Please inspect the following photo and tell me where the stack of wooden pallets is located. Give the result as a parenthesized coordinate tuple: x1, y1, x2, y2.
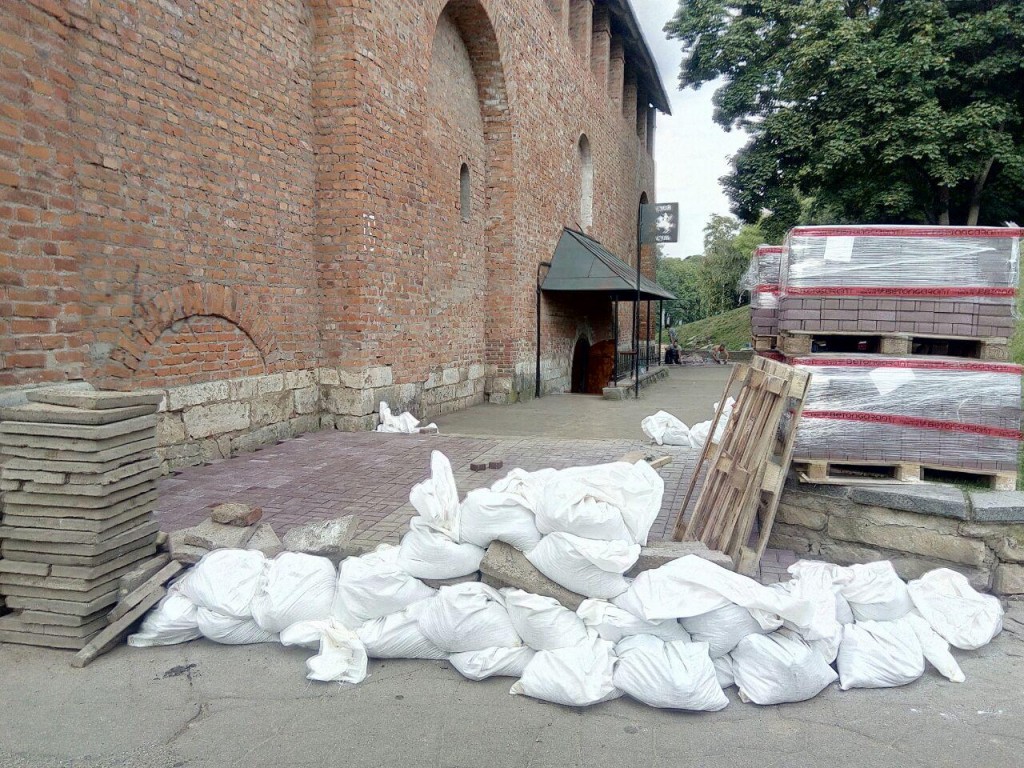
(0, 387, 165, 649)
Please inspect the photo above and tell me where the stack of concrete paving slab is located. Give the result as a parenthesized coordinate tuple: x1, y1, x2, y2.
(0, 387, 165, 649)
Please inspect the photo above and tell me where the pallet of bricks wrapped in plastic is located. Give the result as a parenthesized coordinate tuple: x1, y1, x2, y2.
(776, 225, 1019, 361)
(740, 244, 785, 357)
(790, 355, 1022, 489)
(0, 387, 165, 649)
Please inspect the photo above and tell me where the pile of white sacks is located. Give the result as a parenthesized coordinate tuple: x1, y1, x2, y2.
(641, 399, 735, 449)
(129, 450, 1004, 709)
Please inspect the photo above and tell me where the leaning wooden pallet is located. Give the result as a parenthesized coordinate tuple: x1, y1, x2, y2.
(672, 356, 811, 576)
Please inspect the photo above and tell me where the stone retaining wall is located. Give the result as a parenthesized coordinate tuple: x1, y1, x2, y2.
(769, 478, 1024, 597)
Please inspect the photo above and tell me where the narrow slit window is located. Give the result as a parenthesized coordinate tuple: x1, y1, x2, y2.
(460, 163, 471, 221)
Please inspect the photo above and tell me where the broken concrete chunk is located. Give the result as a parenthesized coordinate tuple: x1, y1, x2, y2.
(168, 530, 207, 566)
(182, 519, 258, 551)
(470, 462, 487, 472)
(210, 502, 263, 527)
(479, 541, 585, 611)
(625, 540, 735, 577)
(281, 516, 358, 562)
(117, 554, 172, 598)
(245, 523, 283, 558)
(487, 460, 503, 470)
(422, 572, 481, 589)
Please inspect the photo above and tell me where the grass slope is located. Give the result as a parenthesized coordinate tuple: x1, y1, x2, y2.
(668, 305, 752, 350)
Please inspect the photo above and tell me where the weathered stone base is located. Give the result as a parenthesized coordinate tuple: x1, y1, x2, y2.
(770, 477, 1024, 597)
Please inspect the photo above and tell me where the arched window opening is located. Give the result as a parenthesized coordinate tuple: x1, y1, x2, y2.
(578, 134, 593, 230)
(460, 163, 471, 221)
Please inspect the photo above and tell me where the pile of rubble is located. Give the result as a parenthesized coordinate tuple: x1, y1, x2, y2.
(121, 450, 1003, 710)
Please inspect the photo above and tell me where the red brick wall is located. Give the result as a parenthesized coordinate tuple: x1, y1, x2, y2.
(3, 0, 658, 407)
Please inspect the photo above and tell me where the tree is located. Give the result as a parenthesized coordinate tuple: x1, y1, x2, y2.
(695, 214, 764, 317)
(656, 254, 703, 327)
(666, 0, 1024, 230)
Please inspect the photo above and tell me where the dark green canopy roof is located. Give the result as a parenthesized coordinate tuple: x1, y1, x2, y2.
(541, 228, 676, 301)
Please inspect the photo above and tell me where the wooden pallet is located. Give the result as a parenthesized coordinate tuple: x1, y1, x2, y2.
(794, 459, 1017, 491)
(673, 356, 812, 576)
(778, 330, 1009, 361)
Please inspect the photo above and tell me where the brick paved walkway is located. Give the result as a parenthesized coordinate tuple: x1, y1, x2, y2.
(156, 429, 796, 582)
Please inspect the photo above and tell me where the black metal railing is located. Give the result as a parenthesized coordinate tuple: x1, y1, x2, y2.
(614, 341, 662, 382)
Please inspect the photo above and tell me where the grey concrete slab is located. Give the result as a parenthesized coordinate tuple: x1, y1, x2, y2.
(26, 387, 165, 410)
(0, 436, 158, 464)
(850, 484, 970, 520)
(0, 413, 158, 439)
(970, 490, 1024, 522)
(1, 401, 158, 425)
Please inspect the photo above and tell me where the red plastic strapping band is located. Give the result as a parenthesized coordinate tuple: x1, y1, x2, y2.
(754, 284, 780, 295)
(789, 226, 1023, 239)
(801, 410, 1023, 441)
(784, 286, 1016, 298)
(790, 358, 1022, 375)
(755, 246, 784, 256)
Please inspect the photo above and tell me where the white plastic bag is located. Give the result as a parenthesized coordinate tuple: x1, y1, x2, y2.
(680, 603, 774, 658)
(534, 461, 663, 545)
(837, 618, 925, 690)
(613, 635, 728, 711)
(615, 555, 813, 629)
(397, 517, 485, 580)
(458, 488, 541, 551)
(576, 598, 691, 643)
(905, 613, 965, 683)
(502, 589, 588, 650)
(839, 561, 913, 622)
(490, 467, 558, 514)
(196, 608, 278, 645)
(907, 568, 1003, 650)
(280, 619, 332, 649)
(331, 544, 435, 628)
(713, 655, 735, 688)
(251, 552, 337, 633)
(526, 532, 638, 599)
(688, 398, 735, 449)
(449, 646, 536, 680)
(416, 582, 521, 653)
(641, 410, 691, 447)
(178, 549, 267, 618)
(408, 451, 461, 540)
(510, 633, 622, 707)
(305, 620, 369, 684)
(731, 629, 838, 704)
(128, 590, 202, 647)
(355, 600, 447, 660)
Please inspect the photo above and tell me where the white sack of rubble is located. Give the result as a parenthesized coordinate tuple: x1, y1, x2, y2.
(178, 549, 267, 619)
(768, 577, 845, 661)
(641, 410, 692, 447)
(502, 588, 588, 650)
(196, 608, 278, 645)
(907, 568, 1003, 650)
(449, 645, 536, 681)
(534, 461, 663, 545)
(713, 655, 736, 688)
(687, 398, 735, 449)
(376, 401, 436, 434)
(839, 561, 914, 622)
(305, 620, 368, 684)
(490, 467, 559, 513)
(409, 450, 461, 540)
(510, 632, 622, 707)
(128, 590, 202, 647)
(526, 532, 638, 599)
(613, 635, 728, 711)
(614, 555, 814, 629)
(397, 517, 485, 580)
(732, 629, 838, 705)
(905, 612, 965, 683)
(458, 488, 542, 551)
(576, 598, 691, 644)
(280, 619, 332, 649)
(331, 544, 435, 628)
(680, 603, 775, 659)
(416, 582, 521, 653)
(837, 617, 925, 690)
(251, 552, 337, 634)
(355, 600, 447, 660)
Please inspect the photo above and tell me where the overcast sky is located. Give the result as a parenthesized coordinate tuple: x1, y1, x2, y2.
(631, 0, 748, 258)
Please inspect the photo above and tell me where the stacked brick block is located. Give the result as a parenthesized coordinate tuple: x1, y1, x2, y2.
(769, 226, 1023, 483)
(777, 226, 1019, 348)
(791, 356, 1022, 479)
(746, 245, 784, 344)
(0, 388, 163, 648)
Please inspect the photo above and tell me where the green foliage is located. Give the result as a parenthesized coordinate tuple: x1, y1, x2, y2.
(669, 305, 752, 350)
(656, 255, 704, 326)
(694, 214, 764, 317)
(666, 0, 1024, 229)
